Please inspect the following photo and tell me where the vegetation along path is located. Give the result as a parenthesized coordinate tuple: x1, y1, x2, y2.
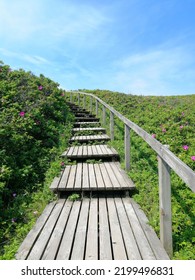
(16, 98, 169, 260)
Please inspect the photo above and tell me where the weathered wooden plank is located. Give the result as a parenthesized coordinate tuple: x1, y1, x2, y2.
(74, 163, 82, 190)
(94, 164, 105, 189)
(158, 155, 172, 257)
(99, 197, 113, 260)
(114, 162, 135, 189)
(107, 197, 127, 259)
(42, 200, 73, 260)
(85, 199, 98, 260)
(83, 145, 88, 157)
(58, 166, 71, 190)
(125, 124, 131, 171)
(67, 146, 74, 156)
(88, 164, 97, 189)
(104, 162, 121, 189)
(71, 199, 90, 260)
(49, 177, 60, 191)
(87, 145, 93, 156)
(110, 111, 114, 141)
(130, 198, 170, 260)
(66, 165, 77, 190)
(114, 197, 141, 260)
(96, 145, 102, 155)
(77, 146, 83, 157)
(82, 163, 90, 189)
(109, 162, 130, 188)
(56, 201, 81, 260)
(122, 197, 156, 259)
(27, 200, 65, 260)
(15, 202, 56, 260)
(99, 163, 113, 189)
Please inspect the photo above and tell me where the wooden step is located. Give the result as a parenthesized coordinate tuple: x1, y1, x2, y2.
(16, 196, 169, 260)
(50, 162, 134, 192)
(70, 134, 110, 143)
(62, 144, 119, 160)
(75, 117, 99, 122)
(72, 127, 106, 133)
(74, 121, 101, 127)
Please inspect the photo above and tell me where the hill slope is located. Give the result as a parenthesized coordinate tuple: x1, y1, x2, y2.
(82, 89, 195, 259)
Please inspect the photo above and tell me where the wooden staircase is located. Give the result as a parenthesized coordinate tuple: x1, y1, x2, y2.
(15, 102, 170, 260)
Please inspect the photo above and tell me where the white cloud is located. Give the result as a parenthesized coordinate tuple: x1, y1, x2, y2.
(112, 46, 195, 95)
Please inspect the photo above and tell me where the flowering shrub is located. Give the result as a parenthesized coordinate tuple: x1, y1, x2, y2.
(0, 61, 73, 255)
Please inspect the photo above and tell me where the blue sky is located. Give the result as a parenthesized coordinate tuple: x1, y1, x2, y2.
(0, 0, 195, 95)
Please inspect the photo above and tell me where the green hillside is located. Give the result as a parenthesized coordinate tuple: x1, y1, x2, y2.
(0, 61, 74, 259)
(81, 89, 195, 259)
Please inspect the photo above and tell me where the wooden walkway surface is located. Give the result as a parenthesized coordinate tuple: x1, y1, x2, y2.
(15, 102, 169, 260)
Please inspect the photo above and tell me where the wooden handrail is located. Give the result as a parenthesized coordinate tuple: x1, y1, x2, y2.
(68, 90, 195, 257)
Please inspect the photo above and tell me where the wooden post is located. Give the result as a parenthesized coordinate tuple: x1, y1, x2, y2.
(78, 93, 80, 106)
(90, 96, 93, 113)
(83, 95, 86, 109)
(102, 106, 106, 126)
(110, 111, 114, 141)
(125, 124, 130, 171)
(158, 149, 173, 257)
(96, 100, 98, 117)
(70, 92, 73, 103)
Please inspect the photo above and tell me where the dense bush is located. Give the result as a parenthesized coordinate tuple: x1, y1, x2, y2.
(0, 61, 73, 256)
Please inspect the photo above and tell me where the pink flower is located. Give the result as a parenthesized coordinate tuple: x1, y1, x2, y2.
(162, 128, 166, 132)
(61, 162, 65, 166)
(19, 111, 25, 117)
(182, 112, 185, 116)
(191, 156, 195, 161)
(180, 125, 184, 129)
(183, 145, 189, 151)
(38, 85, 43, 90)
(151, 134, 156, 138)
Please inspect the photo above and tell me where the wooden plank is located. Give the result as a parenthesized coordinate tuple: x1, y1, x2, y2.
(96, 145, 102, 155)
(99, 163, 113, 189)
(109, 162, 129, 188)
(56, 201, 81, 260)
(94, 164, 105, 189)
(125, 124, 130, 171)
(99, 197, 112, 260)
(104, 162, 121, 189)
(158, 155, 172, 257)
(91, 145, 98, 156)
(85, 199, 98, 260)
(71, 199, 90, 259)
(42, 200, 73, 260)
(122, 197, 156, 259)
(15, 202, 56, 260)
(107, 197, 127, 259)
(110, 111, 114, 141)
(114, 197, 141, 260)
(130, 199, 169, 260)
(87, 145, 93, 156)
(99, 145, 108, 155)
(27, 200, 65, 260)
(77, 146, 83, 157)
(83, 145, 88, 157)
(88, 164, 97, 189)
(66, 165, 77, 190)
(49, 177, 60, 191)
(82, 163, 90, 189)
(114, 162, 135, 189)
(58, 166, 71, 190)
(74, 163, 82, 190)
(67, 146, 74, 156)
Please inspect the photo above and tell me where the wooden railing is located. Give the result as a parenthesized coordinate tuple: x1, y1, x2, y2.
(67, 90, 195, 257)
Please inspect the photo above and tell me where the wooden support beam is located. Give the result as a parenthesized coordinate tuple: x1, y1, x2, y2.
(125, 125, 130, 171)
(110, 111, 114, 141)
(158, 151, 173, 257)
(83, 95, 86, 109)
(102, 105, 106, 126)
(96, 100, 98, 117)
(90, 96, 93, 113)
(78, 93, 80, 106)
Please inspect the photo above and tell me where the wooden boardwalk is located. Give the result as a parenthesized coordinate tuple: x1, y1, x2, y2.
(16, 102, 170, 260)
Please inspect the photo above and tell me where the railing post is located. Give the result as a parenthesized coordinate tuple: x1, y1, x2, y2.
(78, 93, 80, 106)
(125, 124, 130, 171)
(158, 147, 173, 257)
(90, 96, 93, 113)
(110, 111, 114, 141)
(96, 100, 98, 117)
(83, 94, 86, 109)
(102, 105, 106, 126)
